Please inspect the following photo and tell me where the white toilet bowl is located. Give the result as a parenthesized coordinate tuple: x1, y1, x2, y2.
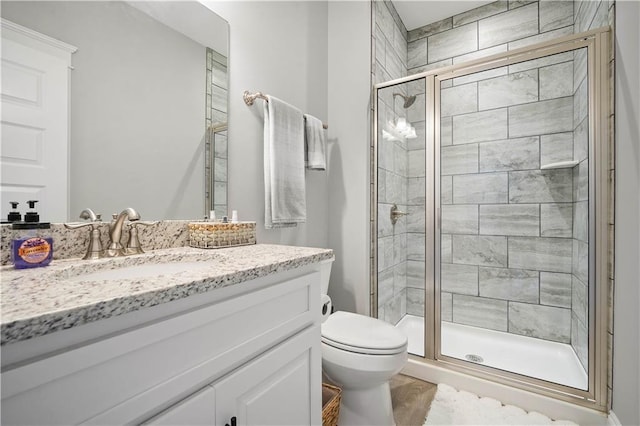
(321, 311, 408, 426)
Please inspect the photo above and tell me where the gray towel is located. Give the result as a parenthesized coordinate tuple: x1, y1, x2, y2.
(304, 114, 326, 170)
(263, 95, 306, 229)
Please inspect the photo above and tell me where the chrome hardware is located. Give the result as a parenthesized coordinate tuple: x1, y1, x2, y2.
(67, 207, 153, 259)
(125, 221, 158, 255)
(65, 208, 104, 260)
(243, 90, 328, 129)
(390, 203, 409, 225)
(79, 208, 99, 222)
(104, 208, 140, 257)
(393, 92, 416, 108)
(242, 90, 267, 106)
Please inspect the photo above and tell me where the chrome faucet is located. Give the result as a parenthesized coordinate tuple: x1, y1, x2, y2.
(65, 208, 104, 260)
(104, 208, 140, 257)
(125, 220, 158, 255)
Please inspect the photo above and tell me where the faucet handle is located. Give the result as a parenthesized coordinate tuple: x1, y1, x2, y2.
(64, 222, 94, 230)
(134, 221, 158, 227)
(65, 210, 105, 260)
(125, 221, 158, 255)
(79, 208, 100, 222)
(66, 209, 102, 228)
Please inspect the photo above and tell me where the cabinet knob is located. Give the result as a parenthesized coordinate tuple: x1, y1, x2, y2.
(225, 416, 237, 426)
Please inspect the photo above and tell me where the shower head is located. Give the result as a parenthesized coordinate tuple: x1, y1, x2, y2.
(393, 92, 416, 108)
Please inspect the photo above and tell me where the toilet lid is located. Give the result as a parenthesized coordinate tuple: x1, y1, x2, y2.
(321, 311, 408, 355)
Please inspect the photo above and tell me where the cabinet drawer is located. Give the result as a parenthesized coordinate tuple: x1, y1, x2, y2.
(1, 271, 319, 425)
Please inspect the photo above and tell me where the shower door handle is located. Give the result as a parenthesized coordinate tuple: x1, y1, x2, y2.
(390, 204, 409, 225)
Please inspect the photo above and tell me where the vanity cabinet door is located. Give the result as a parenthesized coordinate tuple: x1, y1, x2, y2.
(144, 386, 215, 425)
(214, 325, 321, 426)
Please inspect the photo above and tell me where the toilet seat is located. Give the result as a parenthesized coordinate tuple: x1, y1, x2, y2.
(321, 311, 407, 355)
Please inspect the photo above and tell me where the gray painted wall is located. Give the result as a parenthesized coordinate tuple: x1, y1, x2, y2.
(613, 1, 640, 424)
(203, 1, 329, 250)
(327, 1, 372, 314)
(2, 1, 208, 221)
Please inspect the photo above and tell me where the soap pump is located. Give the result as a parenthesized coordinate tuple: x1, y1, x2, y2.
(24, 200, 40, 223)
(7, 202, 21, 222)
(10, 199, 53, 269)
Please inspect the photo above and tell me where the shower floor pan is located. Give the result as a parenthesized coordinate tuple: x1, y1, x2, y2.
(396, 314, 588, 390)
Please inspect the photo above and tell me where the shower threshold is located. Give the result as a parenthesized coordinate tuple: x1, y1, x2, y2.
(395, 314, 588, 390)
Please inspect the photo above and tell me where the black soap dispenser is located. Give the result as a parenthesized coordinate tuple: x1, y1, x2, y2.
(24, 200, 40, 223)
(7, 202, 22, 223)
(11, 200, 50, 229)
(10, 199, 53, 269)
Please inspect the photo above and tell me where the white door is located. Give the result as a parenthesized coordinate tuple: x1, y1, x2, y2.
(214, 326, 322, 426)
(1, 19, 76, 222)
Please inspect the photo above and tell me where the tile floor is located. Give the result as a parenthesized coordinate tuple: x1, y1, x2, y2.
(391, 374, 437, 426)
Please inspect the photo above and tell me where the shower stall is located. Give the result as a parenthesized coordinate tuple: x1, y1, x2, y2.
(372, 28, 611, 410)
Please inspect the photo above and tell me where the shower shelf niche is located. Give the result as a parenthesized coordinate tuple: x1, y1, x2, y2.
(540, 160, 579, 170)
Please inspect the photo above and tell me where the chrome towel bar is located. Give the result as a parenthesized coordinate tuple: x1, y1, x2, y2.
(243, 90, 328, 129)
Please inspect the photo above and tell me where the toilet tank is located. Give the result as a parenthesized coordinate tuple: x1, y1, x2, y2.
(319, 259, 333, 295)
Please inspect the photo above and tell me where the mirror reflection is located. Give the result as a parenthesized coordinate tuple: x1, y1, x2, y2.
(0, 1, 228, 222)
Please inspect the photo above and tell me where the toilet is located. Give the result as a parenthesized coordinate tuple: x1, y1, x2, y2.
(319, 261, 408, 426)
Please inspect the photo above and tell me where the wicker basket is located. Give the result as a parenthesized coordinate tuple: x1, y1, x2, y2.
(188, 221, 256, 249)
(322, 383, 341, 426)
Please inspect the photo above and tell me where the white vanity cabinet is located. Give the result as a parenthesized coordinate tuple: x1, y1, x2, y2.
(1, 266, 323, 426)
(146, 386, 216, 425)
(212, 325, 317, 426)
(148, 325, 317, 426)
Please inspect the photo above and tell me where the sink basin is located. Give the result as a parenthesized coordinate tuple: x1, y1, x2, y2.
(67, 261, 214, 282)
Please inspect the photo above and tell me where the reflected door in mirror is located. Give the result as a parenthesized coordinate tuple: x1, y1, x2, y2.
(1, 21, 76, 222)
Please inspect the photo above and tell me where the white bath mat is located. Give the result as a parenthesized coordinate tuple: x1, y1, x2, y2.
(424, 384, 579, 425)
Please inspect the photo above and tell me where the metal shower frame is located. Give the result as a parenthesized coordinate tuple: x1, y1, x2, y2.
(370, 27, 611, 411)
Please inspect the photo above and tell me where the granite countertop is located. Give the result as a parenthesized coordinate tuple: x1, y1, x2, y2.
(1, 244, 334, 345)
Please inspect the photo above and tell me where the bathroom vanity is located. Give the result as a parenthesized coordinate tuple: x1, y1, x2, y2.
(0, 244, 333, 425)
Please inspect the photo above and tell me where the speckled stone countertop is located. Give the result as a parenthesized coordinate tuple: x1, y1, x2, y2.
(1, 244, 334, 345)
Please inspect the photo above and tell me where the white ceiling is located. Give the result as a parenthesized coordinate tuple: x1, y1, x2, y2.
(392, 1, 495, 31)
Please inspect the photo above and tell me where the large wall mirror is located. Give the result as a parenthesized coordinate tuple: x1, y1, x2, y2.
(1, 1, 228, 222)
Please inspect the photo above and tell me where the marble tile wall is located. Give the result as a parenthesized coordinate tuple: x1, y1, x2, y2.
(373, 1, 407, 85)
(406, 1, 579, 345)
(374, 1, 410, 325)
(439, 50, 577, 343)
(407, 1, 575, 76)
(375, 4, 614, 393)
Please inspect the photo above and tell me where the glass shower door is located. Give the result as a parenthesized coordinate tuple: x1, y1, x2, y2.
(375, 77, 427, 357)
(436, 48, 591, 390)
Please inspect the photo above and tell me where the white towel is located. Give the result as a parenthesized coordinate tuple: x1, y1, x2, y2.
(304, 114, 326, 170)
(263, 95, 306, 229)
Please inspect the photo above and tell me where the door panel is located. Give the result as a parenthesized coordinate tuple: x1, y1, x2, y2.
(214, 326, 319, 426)
(1, 23, 73, 222)
(436, 48, 590, 391)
